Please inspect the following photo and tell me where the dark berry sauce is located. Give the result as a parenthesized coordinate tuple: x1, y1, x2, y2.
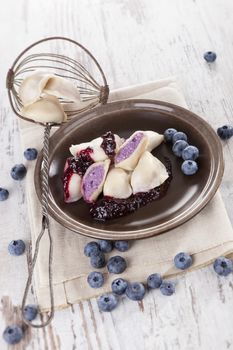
(101, 131, 116, 157)
(63, 151, 94, 200)
(90, 158, 172, 221)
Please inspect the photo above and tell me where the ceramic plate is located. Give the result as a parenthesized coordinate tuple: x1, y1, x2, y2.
(34, 100, 224, 240)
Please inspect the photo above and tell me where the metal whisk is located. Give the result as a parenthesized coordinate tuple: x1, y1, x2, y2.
(6, 37, 109, 328)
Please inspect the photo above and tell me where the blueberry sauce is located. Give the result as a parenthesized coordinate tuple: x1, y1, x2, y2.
(63, 151, 94, 200)
(90, 158, 172, 221)
(101, 131, 116, 157)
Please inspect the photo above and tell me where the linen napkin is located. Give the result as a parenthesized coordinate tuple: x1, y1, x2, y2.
(20, 78, 233, 311)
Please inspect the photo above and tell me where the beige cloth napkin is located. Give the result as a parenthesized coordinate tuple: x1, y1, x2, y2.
(20, 78, 233, 311)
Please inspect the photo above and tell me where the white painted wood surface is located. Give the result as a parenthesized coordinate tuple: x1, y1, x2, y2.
(0, 0, 233, 349)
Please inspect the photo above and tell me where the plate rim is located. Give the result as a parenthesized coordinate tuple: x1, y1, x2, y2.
(34, 99, 224, 240)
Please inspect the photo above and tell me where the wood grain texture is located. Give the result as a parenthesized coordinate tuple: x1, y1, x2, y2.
(0, 0, 233, 349)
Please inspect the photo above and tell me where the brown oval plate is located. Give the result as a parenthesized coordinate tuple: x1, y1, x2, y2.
(34, 100, 224, 240)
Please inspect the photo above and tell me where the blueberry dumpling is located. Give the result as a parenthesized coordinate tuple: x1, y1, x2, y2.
(103, 168, 132, 199)
(115, 131, 148, 171)
(131, 151, 169, 194)
(82, 159, 110, 203)
(144, 130, 164, 152)
(63, 159, 82, 203)
(69, 134, 123, 162)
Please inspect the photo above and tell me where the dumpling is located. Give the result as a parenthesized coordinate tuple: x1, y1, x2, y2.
(21, 95, 67, 123)
(115, 131, 148, 171)
(131, 151, 169, 194)
(69, 133, 123, 161)
(19, 72, 80, 106)
(19, 72, 51, 106)
(103, 168, 132, 199)
(144, 131, 164, 152)
(63, 159, 82, 203)
(43, 75, 80, 102)
(82, 159, 110, 203)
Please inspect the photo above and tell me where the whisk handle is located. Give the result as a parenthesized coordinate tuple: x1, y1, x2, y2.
(22, 124, 54, 328)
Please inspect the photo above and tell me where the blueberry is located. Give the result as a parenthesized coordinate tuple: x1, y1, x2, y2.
(147, 273, 162, 289)
(8, 240, 26, 256)
(181, 160, 198, 175)
(107, 256, 127, 274)
(10, 164, 27, 180)
(87, 271, 104, 288)
(160, 281, 175, 296)
(172, 140, 189, 157)
(0, 188, 9, 201)
(98, 240, 113, 253)
(203, 51, 217, 63)
(3, 325, 23, 344)
(111, 278, 128, 295)
(182, 145, 199, 161)
(98, 293, 118, 312)
(164, 128, 177, 142)
(114, 240, 129, 252)
(213, 257, 233, 276)
(23, 304, 38, 321)
(84, 241, 100, 257)
(90, 251, 106, 268)
(217, 125, 233, 140)
(24, 148, 38, 160)
(174, 252, 193, 270)
(126, 282, 146, 301)
(172, 131, 188, 144)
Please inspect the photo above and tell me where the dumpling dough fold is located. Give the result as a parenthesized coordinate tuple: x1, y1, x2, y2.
(103, 168, 132, 199)
(131, 151, 169, 194)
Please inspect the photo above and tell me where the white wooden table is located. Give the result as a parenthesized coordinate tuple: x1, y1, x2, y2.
(1, 0, 233, 349)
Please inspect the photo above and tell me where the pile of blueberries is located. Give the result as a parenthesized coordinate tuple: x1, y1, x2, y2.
(85, 239, 192, 311)
(84, 239, 181, 312)
(164, 128, 199, 175)
(85, 239, 233, 313)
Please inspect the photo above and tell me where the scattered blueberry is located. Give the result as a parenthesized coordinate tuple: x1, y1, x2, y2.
(10, 164, 27, 180)
(23, 304, 38, 321)
(126, 282, 146, 301)
(182, 145, 199, 161)
(84, 241, 100, 257)
(87, 271, 104, 288)
(203, 51, 217, 63)
(90, 251, 106, 268)
(0, 188, 9, 201)
(160, 281, 175, 296)
(147, 273, 162, 289)
(181, 160, 198, 175)
(3, 325, 23, 344)
(174, 252, 193, 270)
(213, 256, 233, 276)
(164, 128, 177, 142)
(172, 131, 188, 144)
(114, 240, 129, 252)
(98, 293, 118, 312)
(24, 148, 38, 160)
(98, 240, 113, 253)
(111, 278, 128, 295)
(172, 140, 189, 157)
(8, 240, 26, 256)
(217, 125, 233, 140)
(107, 256, 127, 274)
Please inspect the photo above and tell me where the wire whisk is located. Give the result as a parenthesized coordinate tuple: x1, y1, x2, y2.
(6, 36, 109, 328)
